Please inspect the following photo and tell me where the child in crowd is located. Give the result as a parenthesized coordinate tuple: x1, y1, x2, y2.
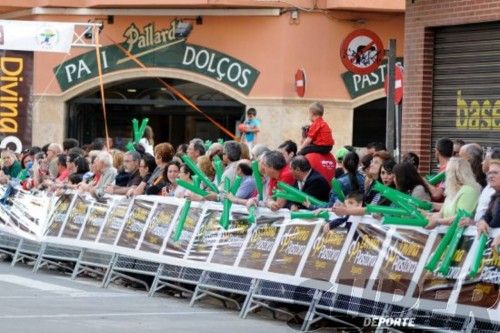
(298, 102, 334, 156)
(323, 191, 363, 233)
(240, 108, 260, 149)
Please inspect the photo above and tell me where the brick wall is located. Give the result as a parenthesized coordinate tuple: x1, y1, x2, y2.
(403, 0, 500, 172)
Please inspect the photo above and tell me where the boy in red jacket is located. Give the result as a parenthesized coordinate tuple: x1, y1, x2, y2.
(298, 102, 334, 155)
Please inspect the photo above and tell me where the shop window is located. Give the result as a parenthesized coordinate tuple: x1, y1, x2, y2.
(352, 98, 387, 147)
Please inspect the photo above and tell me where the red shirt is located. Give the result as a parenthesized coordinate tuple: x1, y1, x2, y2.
(57, 168, 70, 182)
(308, 117, 334, 146)
(306, 153, 336, 184)
(268, 165, 295, 196)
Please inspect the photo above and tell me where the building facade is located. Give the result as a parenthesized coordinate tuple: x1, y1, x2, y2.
(0, 1, 404, 151)
(404, 0, 500, 173)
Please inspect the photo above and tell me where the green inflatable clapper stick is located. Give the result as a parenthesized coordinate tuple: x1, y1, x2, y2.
(468, 233, 488, 278)
(437, 210, 470, 276)
(277, 181, 327, 207)
(181, 155, 219, 193)
(220, 178, 232, 230)
(247, 206, 256, 224)
(331, 178, 346, 203)
(173, 199, 191, 241)
(366, 205, 409, 216)
(251, 160, 263, 201)
(291, 210, 329, 220)
(383, 215, 428, 227)
(212, 155, 224, 184)
(426, 172, 445, 186)
(175, 179, 209, 197)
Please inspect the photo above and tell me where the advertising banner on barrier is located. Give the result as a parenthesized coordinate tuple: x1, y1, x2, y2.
(0, 189, 499, 325)
(210, 212, 252, 266)
(80, 200, 111, 242)
(336, 223, 387, 288)
(373, 228, 428, 295)
(164, 204, 203, 258)
(98, 198, 131, 245)
(139, 202, 179, 254)
(457, 236, 499, 308)
(301, 222, 350, 281)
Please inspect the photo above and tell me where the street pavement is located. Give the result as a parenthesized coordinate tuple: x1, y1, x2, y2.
(0, 261, 299, 333)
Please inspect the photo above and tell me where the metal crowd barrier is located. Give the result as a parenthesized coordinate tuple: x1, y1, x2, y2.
(0, 231, 21, 257)
(33, 243, 81, 274)
(241, 280, 315, 320)
(190, 271, 256, 310)
(102, 254, 161, 291)
(71, 249, 115, 281)
(2, 231, 499, 332)
(149, 264, 204, 297)
(11, 238, 42, 266)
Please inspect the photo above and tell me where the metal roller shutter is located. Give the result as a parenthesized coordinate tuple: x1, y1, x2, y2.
(432, 22, 500, 153)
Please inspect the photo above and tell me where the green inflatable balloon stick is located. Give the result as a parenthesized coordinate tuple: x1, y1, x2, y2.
(173, 199, 191, 242)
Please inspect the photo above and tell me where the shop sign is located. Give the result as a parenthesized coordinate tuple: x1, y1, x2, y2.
(54, 21, 260, 95)
(456, 90, 500, 130)
(341, 58, 403, 99)
(0, 50, 33, 152)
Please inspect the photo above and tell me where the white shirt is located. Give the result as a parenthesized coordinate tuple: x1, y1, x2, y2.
(139, 138, 154, 155)
(297, 169, 312, 190)
(474, 184, 495, 221)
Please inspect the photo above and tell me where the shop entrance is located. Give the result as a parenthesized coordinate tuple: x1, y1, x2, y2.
(67, 78, 245, 148)
(352, 98, 387, 147)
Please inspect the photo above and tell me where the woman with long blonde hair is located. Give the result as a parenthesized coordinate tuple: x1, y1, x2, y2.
(426, 157, 481, 229)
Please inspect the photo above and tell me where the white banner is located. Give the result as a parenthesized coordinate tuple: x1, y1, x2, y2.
(0, 20, 74, 53)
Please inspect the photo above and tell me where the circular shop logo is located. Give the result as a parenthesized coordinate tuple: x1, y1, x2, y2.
(36, 27, 59, 49)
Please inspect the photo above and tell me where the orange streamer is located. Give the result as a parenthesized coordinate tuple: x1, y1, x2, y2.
(104, 33, 237, 140)
(94, 27, 111, 150)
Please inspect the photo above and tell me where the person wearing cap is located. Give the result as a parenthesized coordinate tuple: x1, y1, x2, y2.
(334, 146, 350, 178)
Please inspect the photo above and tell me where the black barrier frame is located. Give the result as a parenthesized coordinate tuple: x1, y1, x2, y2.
(0, 231, 21, 257)
(71, 248, 116, 281)
(149, 263, 204, 297)
(189, 271, 257, 310)
(10, 237, 42, 266)
(102, 254, 161, 291)
(32, 242, 81, 274)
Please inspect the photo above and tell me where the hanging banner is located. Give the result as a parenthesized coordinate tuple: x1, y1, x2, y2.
(0, 20, 74, 53)
(0, 50, 34, 151)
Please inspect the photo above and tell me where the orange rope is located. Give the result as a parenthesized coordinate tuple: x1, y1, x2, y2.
(94, 28, 111, 150)
(104, 33, 237, 140)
